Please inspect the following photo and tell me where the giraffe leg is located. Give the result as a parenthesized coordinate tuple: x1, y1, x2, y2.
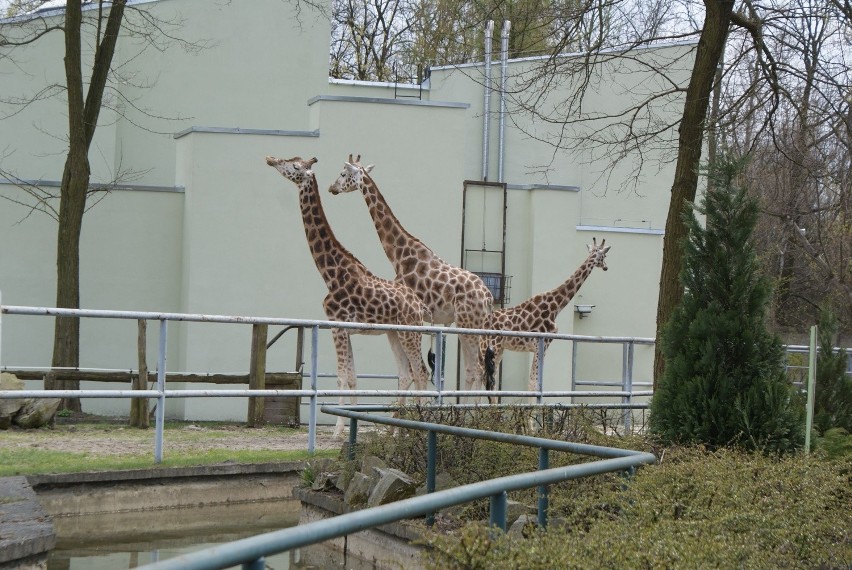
(528, 342, 550, 432)
(398, 331, 430, 404)
(459, 334, 482, 403)
(386, 331, 413, 409)
(487, 344, 504, 404)
(332, 328, 355, 438)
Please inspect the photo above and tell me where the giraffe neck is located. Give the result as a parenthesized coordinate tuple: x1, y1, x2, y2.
(544, 257, 596, 313)
(359, 176, 430, 274)
(298, 175, 363, 287)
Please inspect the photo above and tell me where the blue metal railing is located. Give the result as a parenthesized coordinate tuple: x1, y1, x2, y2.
(136, 404, 657, 570)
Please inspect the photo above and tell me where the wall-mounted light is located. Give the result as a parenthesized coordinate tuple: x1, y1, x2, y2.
(574, 304, 595, 318)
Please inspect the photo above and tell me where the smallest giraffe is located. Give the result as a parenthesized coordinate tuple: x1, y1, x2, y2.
(483, 238, 611, 402)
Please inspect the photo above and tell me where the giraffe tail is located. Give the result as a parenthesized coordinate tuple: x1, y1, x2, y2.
(427, 349, 436, 376)
(484, 346, 496, 392)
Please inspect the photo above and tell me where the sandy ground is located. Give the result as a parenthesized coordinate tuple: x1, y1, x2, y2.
(0, 415, 345, 457)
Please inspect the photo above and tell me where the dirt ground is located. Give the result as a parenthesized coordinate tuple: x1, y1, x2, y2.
(0, 413, 346, 457)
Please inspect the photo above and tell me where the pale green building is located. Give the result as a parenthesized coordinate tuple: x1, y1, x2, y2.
(0, 0, 694, 422)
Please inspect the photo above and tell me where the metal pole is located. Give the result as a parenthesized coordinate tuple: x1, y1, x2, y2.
(154, 319, 167, 463)
(623, 342, 634, 433)
(242, 557, 265, 570)
(308, 326, 319, 454)
(805, 325, 817, 454)
(348, 418, 358, 461)
(482, 20, 494, 180)
(497, 20, 511, 183)
(426, 429, 437, 526)
(571, 341, 578, 402)
(537, 448, 549, 528)
(489, 491, 508, 531)
(434, 331, 444, 406)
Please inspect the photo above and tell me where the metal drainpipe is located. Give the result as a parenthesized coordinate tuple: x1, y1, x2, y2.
(482, 20, 494, 181)
(498, 20, 511, 183)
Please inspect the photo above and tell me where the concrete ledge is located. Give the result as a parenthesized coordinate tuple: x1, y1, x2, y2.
(0, 477, 55, 569)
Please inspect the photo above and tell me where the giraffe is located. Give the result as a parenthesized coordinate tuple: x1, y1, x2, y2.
(483, 238, 611, 403)
(328, 155, 494, 401)
(265, 155, 432, 437)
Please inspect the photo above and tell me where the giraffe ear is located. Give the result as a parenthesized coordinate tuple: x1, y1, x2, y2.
(364, 164, 375, 173)
(603, 246, 611, 254)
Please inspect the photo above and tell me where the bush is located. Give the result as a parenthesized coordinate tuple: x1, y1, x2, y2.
(650, 156, 804, 453)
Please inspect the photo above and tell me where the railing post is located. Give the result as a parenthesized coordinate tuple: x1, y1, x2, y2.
(805, 325, 818, 454)
(489, 491, 508, 532)
(622, 342, 634, 433)
(348, 417, 358, 461)
(248, 324, 268, 427)
(538, 447, 549, 528)
(154, 319, 167, 463)
(308, 325, 319, 454)
(536, 337, 545, 405)
(571, 340, 578, 403)
(426, 429, 437, 526)
(433, 331, 444, 406)
(243, 557, 265, 570)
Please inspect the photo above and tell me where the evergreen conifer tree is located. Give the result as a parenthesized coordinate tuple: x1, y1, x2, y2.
(649, 156, 805, 452)
(814, 308, 852, 435)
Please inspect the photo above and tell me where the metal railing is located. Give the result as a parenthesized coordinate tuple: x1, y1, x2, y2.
(134, 404, 657, 570)
(0, 304, 655, 460)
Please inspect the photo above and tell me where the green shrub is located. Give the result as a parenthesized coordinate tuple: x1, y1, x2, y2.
(650, 156, 804, 453)
(814, 308, 852, 435)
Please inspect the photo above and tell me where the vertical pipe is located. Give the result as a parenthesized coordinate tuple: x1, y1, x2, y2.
(154, 319, 167, 463)
(434, 331, 444, 406)
(537, 448, 549, 528)
(0, 291, 3, 370)
(482, 20, 494, 181)
(348, 418, 358, 461)
(426, 429, 437, 526)
(243, 557, 265, 570)
(308, 325, 319, 455)
(805, 325, 817, 453)
(489, 491, 508, 531)
(497, 20, 511, 183)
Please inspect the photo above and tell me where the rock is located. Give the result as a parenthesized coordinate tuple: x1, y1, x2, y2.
(311, 471, 338, 491)
(13, 398, 61, 429)
(360, 455, 387, 476)
(506, 500, 534, 527)
(344, 472, 374, 507)
(335, 465, 355, 493)
(508, 514, 538, 538)
(367, 468, 417, 508)
(0, 374, 27, 430)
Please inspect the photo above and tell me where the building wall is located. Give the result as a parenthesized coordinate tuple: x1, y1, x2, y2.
(0, 0, 694, 421)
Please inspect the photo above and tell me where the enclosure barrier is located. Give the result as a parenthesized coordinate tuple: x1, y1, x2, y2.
(134, 404, 657, 570)
(0, 304, 654, 460)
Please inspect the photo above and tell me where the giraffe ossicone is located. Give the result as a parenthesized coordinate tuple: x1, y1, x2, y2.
(265, 155, 431, 437)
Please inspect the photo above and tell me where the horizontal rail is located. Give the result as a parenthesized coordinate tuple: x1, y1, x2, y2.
(136, 406, 656, 570)
(0, 389, 654, 399)
(1, 304, 655, 344)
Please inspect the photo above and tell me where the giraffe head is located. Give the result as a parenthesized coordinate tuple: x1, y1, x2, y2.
(587, 237, 611, 271)
(265, 155, 318, 185)
(328, 154, 374, 195)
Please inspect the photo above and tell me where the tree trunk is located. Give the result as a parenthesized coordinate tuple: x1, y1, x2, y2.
(46, 0, 127, 410)
(653, 0, 735, 387)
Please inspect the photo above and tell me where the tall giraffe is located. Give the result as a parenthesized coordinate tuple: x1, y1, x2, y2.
(328, 155, 494, 399)
(483, 238, 611, 402)
(265, 155, 431, 437)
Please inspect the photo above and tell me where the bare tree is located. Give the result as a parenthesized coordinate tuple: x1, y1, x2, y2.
(0, 0, 206, 412)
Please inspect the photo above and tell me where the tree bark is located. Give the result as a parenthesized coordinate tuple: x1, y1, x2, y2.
(47, 0, 128, 410)
(653, 0, 735, 387)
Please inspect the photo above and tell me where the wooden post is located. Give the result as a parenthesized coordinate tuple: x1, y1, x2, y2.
(248, 323, 268, 427)
(131, 319, 150, 428)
